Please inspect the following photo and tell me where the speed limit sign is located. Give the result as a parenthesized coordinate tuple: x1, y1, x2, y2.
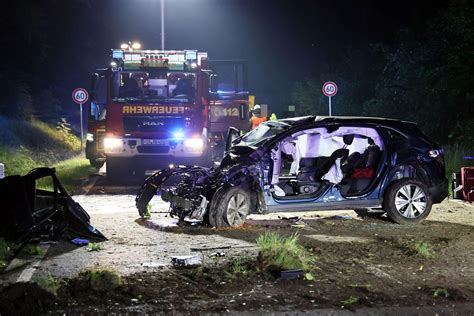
(72, 88, 89, 151)
(322, 81, 337, 116)
(72, 88, 89, 104)
(322, 81, 338, 97)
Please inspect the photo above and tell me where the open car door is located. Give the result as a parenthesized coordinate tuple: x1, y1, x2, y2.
(224, 126, 240, 155)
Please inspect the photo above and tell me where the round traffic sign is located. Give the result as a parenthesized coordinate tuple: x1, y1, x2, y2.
(322, 81, 338, 97)
(72, 88, 89, 104)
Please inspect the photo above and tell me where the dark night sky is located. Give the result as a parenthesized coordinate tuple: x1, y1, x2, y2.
(77, 0, 444, 114)
(1, 0, 447, 116)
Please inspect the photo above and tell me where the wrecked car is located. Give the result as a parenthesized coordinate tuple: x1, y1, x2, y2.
(136, 116, 448, 226)
(0, 167, 106, 243)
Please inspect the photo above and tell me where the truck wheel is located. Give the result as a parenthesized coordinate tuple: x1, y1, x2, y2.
(383, 179, 432, 224)
(106, 158, 132, 183)
(209, 186, 255, 227)
(89, 159, 105, 169)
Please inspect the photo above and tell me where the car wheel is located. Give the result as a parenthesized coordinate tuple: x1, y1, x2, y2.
(209, 186, 255, 227)
(383, 179, 432, 224)
(89, 159, 105, 169)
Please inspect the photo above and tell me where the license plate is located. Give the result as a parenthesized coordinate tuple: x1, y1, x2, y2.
(142, 139, 167, 145)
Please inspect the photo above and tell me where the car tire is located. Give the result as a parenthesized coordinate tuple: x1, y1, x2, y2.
(209, 186, 255, 228)
(383, 179, 432, 224)
(89, 159, 105, 169)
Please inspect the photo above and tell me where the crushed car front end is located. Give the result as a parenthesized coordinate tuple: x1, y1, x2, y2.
(135, 149, 266, 224)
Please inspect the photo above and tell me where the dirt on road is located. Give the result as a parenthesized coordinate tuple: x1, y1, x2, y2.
(1, 174, 473, 315)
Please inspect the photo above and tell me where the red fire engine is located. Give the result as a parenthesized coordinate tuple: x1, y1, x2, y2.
(86, 46, 250, 181)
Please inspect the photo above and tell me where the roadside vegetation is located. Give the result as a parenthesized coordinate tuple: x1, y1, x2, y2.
(0, 116, 95, 192)
(256, 231, 314, 272)
(78, 268, 123, 292)
(0, 239, 14, 270)
(34, 273, 67, 296)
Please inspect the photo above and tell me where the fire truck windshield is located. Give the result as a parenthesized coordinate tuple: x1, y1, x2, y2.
(112, 71, 196, 104)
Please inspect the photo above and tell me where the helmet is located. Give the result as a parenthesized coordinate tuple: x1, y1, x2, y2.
(254, 104, 261, 110)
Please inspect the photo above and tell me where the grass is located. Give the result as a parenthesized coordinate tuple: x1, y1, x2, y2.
(433, 288, 450, 298)
(34, 272, 67, 296)
(0, 238, 14, 269)
(0, 116, 83, 180)
(86, 242, 102, 252)
(256, 231, 314, 271)
(341, 295, 359, 305)
(24, 244, 44, 256)
(444, 144, 474, 197)
(36, 157, 96, 192)
(79, 268, 123, 292)
(224, 258, 250, 281)
(401, 240, 434, 259)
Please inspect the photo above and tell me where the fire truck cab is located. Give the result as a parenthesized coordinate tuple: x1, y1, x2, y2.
(86, 47, 250, 181)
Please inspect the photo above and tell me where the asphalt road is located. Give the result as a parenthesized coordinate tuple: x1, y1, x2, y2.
(2, 171, 473, 284)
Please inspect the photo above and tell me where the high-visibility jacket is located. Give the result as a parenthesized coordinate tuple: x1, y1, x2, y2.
(251, 115, 267, 129)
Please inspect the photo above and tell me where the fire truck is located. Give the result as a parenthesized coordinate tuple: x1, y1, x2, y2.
(86, 45, 251, 181)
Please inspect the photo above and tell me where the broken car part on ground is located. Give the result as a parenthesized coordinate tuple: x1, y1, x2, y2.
(136, 116, 448, 227)
(0, 167, 106, 244)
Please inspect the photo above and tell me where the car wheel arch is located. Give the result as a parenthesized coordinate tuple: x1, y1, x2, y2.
(383, 164, 431, 195)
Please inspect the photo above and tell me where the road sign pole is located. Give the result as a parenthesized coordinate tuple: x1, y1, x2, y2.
(80, 103, 83, 152)
(329, 96, 332, 117)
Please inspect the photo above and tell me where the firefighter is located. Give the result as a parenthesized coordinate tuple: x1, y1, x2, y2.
(250, 104, 267, 129)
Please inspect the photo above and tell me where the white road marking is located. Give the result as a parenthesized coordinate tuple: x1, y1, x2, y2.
(15, 244, 50, 283)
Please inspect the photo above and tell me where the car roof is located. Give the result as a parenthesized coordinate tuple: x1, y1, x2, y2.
(279, 115, 418, 130)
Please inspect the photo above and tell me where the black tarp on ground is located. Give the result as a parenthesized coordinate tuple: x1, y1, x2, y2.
(0, 167, 106, 243)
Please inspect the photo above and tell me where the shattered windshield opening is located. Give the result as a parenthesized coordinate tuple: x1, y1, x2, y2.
(239, 121, 290, 147)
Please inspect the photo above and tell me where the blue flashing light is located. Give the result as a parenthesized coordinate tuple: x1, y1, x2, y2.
(173, 130, 185, 139)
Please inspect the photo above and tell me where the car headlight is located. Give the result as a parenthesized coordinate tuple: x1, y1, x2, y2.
(86, 133, 94, 142)
(184, 138, 204, 150)
(104, 137, 123, 151)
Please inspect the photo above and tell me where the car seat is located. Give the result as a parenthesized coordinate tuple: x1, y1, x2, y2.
(314, 134, 354, 180)
(297, 158, 318, 181)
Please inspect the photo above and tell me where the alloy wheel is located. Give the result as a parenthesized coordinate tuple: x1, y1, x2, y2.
(226, 193, 249, 226)
(394, 184, 427, 219)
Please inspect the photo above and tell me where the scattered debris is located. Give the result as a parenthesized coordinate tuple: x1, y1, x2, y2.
(142, 219, 179, 231)
(278, 269, 303, 280)
(210, 252, 226, 257)
(278, 216, 300, 221)
(334, 215, 353, 220)
(291, 224, 306, 228)
(0, 167, 106, 245)
(71, 238, 90, 246)
(304, 272, 315, 281)
(171, 255, 202, 267)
